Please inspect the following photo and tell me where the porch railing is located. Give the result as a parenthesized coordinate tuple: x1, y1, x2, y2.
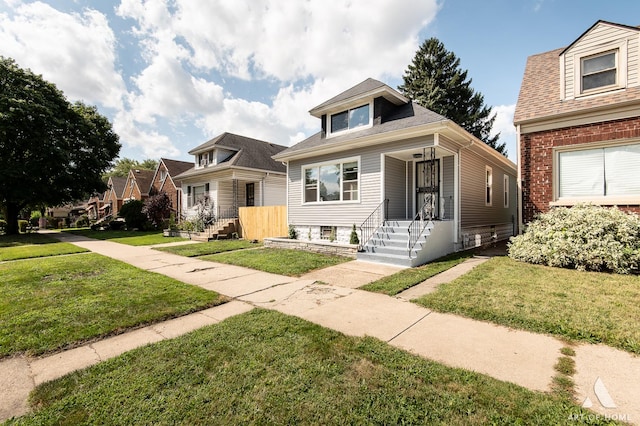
(358, 199, 388, 251)
(204, 205, 239, 239)
(407, 194, 435, 256)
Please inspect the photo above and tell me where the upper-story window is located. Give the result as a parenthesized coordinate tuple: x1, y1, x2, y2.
(197, 152, 212, 167)
(329, 104, 371, 135)
(581, 50, 617, 93)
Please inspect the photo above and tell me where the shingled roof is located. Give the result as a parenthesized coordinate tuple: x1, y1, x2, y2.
(514, 21, 640, 125)
(275, 101, 447, 158)
(108, 176, 127, 198)
(176, 133, 287, 179)
(309, 78, 407, 117)
(161, 158, 193, 178)
(130, 169, 155, 196)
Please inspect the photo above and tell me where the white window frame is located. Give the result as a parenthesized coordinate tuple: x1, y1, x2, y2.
(302, 157, 361, 205)
(503, 174, 509, 209)
(572, 41, 627, 98)
(552, 139, 640, 206)
(327, 102, 373, 138)
(485, 166, 492, 207)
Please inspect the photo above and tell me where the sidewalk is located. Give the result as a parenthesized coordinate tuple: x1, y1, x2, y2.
(2, 232, 639, 424)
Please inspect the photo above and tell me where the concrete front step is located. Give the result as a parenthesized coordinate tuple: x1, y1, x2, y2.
(357, 251, 417, 267)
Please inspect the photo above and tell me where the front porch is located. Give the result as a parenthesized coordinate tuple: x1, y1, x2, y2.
(358, 145, 459, 267)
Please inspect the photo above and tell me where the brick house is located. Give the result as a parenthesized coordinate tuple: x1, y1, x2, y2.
(514, 20, 640, 226)
(103, 176, 127, 217)
(122, 169, 155, 203)
(149, 158, 193, 218)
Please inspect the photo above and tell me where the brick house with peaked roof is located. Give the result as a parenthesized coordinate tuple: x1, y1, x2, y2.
(123, 169, 155, 202)
(149, 158, 193, 218)
(103, 176, 127, 216)
(514, 20, 640, 226)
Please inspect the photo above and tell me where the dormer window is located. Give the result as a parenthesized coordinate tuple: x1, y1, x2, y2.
(329, 103, 371, 136)
(581, 50, 617, 92)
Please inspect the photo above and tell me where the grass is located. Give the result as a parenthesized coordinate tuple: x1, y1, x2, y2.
(201, 247, 351, 276)
(8, 310, 607, 425)
(62, 229, 186, 246)
(415, 256, 640, 354)
(155, 239, 261, 257)
(0, 234, 88, 261)
(360, 251, 474, 295)
(0, 253, 225, 358)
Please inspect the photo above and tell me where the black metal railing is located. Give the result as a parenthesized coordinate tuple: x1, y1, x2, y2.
(205, 205, 239, 238)
(407, 194, 435, 256)
(358, 199, 389, 251)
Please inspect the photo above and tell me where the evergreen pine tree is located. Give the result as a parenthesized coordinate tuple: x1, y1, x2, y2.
(399, 38, 506, 155)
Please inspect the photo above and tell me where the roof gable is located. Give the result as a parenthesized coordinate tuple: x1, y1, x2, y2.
(126, 169, 155, 196)
(107, 176, 127, 198)
(175, 133, 288, 180)
(514, 20, 640, 126)
(309, 78, 408, 118)
(560, 20, 640, 56)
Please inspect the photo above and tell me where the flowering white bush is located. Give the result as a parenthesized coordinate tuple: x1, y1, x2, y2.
(508, 204, 640, 274)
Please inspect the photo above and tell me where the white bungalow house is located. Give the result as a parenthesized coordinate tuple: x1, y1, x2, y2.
(273, 78, 517, 266)
(174, 132, 288, 223)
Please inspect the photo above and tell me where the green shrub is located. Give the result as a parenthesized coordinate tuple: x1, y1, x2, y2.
(508, 204, 640, 274)
(118, 200, 147, 230)
(349, 224, 360, 245)
(0, 219, 6, 233)
(288, 225, 298, 240)
(18, 220, 28, 233)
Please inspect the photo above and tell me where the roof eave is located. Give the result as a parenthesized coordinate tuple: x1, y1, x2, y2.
(309, 86, 409, 118)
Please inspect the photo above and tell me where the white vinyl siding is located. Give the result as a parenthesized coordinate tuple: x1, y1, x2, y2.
(558, 143, 640, 199)
(459, 150, 514, 228)
(384, 156, 407, 219)
(562, 23, 638, 100)
(288, 136, 435, 227)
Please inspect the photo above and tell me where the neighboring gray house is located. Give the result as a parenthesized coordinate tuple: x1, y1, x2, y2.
(273, 78, 517, 266)
(175, 132, 288, 220)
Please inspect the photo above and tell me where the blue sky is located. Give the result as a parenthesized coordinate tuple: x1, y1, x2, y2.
(1, 0, 639, 163)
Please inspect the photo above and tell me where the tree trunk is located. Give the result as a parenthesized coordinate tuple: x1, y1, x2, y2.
(5, 202, 20, 235)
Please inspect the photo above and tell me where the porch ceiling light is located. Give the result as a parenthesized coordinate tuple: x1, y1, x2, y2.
(412, 153, 423, 158)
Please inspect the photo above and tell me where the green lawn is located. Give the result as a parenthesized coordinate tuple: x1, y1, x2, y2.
(9, 310, 605, 425)
(0, 234, 88, 261)
(62, 229, 186, 246)
(201, 247, 351, 276)
(0, 254, 225, 358)
(416, 256, 640, 354)
(360, 251, 474, 295)
(155, 239, 261, 257)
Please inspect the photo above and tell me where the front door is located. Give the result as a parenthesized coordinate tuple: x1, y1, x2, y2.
(416, 160, 439, 219)
(246, 183, 255, 207)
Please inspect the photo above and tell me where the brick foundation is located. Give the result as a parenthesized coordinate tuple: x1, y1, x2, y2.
(520, 117, 640, 223)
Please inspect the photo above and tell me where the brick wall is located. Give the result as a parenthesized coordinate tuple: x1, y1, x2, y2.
(151, 168, 182, 217)
(521, 117, 640, 222)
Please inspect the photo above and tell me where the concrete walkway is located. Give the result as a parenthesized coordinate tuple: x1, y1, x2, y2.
(2, 232, 639, 424)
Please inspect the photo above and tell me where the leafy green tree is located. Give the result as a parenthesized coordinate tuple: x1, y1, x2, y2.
(0, 57, 121, 234)
(399, 38, 506, 155)
(118, 200, 147, 230)
(104, 157, 158, 179)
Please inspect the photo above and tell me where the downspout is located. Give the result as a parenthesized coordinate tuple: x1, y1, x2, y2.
(516, 124, 523, 234)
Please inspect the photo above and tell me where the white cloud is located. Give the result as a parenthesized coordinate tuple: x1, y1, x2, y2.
(171, 0, 439, 82)
(113, 111, 181, 158)
(0, 1, 126, 109)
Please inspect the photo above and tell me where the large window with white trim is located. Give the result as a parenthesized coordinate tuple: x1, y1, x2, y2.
(303, 159, 359, 203)
(557, 143, 640, 199)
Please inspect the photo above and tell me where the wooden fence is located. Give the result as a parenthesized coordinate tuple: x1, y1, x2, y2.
(238, 205, 287, 241)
